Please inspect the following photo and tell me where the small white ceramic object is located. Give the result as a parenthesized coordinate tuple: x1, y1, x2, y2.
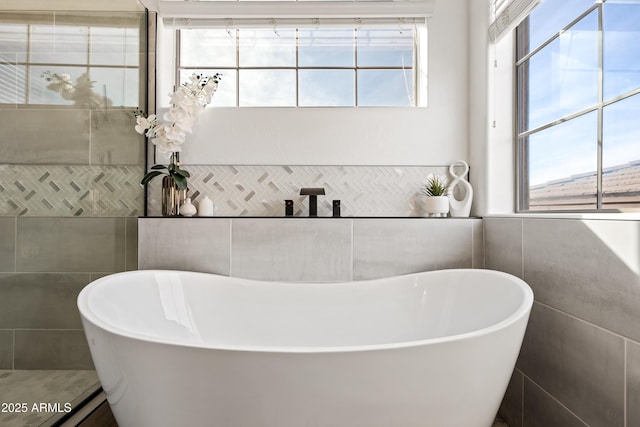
(447, 160, 473, 217)
(180, 198, 197, 217)
(197, 196, 214, 216)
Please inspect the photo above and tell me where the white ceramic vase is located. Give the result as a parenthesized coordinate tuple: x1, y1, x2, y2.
(424, 195, 449, 217)
(447, 160, 473, 217)
(180, 198, 197, 217)
(197, 196, 214, 216)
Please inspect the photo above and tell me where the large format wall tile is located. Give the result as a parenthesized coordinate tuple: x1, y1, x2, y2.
(138, 218, 231, 275)
(125, 217, 138, 271)
(0, 273, 90, 329)
(16, 217, 126, 272)
(353, 219, 474, 280)
(231, 218, 352, 281)
(472, 219, 484, 268)
(484, 217, 523, 278)
(14, 330, 93, 370)
(523, 378, 588, 427)
(518, 302, 624, 427)
(498, 369, 522, 427)
(1, 110, 90, 164)
(0, 217, 15, 272)
(91, 109, 145, 166)
(523, 219, 640, 341)
(0, 330, 12, 369)
(628, 340, 640, 427)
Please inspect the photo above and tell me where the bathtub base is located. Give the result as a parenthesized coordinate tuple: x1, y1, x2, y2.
(78, 269, 533, 427)
(85, 319, 526, 427)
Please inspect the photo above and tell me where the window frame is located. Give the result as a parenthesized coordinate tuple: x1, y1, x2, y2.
(515, 0, 640, 212)
(175, 27, 420, 107)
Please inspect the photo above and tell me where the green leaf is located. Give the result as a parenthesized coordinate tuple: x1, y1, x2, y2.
(173, 174, 188, 190)
(140, 170, 165, 186)
(150, 164, 167, 170)
(173, 168, 191, 178)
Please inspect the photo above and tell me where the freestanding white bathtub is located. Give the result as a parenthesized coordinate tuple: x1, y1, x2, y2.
(78, 269, 533, 427)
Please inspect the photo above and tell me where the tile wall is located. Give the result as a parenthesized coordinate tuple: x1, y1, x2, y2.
(0, 10, 148, 369)
(486, 217, 640, 427)
(138, 217, 484, 281)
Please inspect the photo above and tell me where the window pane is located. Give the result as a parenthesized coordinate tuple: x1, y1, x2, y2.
(181, 29, 236, 68)
(298, 29, 354, 67)
(602, 94, 640, 208)
(239, 29, 295, 67)
(357, 69, 413, 106)
(90, 27, 140, 66)
(299, 69, 354, 106)
(523, 10, 598, 130)
(239, 69, 295, 106)
(180, 69, 236, 107)
(603, 1, 640, 101)
(518, 0, 596, 59)
(527, 111, 598, 210)
(357, 29, 413, 67)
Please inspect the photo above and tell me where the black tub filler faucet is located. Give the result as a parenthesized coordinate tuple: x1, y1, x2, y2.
(299, 187, 325, 217)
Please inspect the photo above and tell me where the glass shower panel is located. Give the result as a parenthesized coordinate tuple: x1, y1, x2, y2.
(0, 7, 147, 426)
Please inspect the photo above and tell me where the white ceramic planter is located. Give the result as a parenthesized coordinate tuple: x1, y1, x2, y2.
(424, 195, 449, 217)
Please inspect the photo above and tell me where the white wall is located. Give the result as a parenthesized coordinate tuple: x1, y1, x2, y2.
(468, 0, 516, 216)
(154, 0, 471, 166)
(468, 0, 489, 216)
(486, 34, 516, 214)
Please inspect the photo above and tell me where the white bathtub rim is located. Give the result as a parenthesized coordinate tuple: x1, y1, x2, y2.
(78, 268, 534, 354)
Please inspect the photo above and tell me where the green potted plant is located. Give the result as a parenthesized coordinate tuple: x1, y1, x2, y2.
(421, 174, 450, 217)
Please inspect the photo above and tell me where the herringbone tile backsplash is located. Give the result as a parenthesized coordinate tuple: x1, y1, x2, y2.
(0, 165, 144, 217)
(147, 165, 451, 217)
(1, 164, 454, 217)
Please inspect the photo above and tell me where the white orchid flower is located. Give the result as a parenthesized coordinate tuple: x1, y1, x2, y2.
(134, 114, 156, 134)
(136, 73, 221, 164)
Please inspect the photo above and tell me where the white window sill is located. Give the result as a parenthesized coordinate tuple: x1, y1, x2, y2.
(485, 212, 640, 221)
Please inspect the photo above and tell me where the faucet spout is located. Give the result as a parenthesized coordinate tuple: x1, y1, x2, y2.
(300, 187, 325, 217)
